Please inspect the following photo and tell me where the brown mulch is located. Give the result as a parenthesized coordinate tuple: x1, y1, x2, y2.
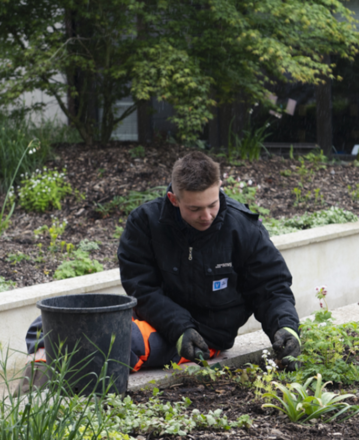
(0, 141, 359, 289)
(128, 371, 359, 439)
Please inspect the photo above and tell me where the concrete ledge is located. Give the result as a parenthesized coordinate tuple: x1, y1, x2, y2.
(0, 269, 123, 313)
(271, 221, 359, 251)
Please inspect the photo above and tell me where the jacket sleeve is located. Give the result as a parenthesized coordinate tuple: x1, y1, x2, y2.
(239, 220, 299, 343)
(117, 208, 195, 345)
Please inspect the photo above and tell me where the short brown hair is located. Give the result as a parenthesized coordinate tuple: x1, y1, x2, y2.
(171, 151, 220, 195)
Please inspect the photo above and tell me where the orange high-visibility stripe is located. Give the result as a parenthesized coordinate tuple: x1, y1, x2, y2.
(131, 318, 157, 372)
(26, 348, 47, 364)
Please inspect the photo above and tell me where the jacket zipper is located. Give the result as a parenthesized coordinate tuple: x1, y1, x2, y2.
(188, 247, 193, 261)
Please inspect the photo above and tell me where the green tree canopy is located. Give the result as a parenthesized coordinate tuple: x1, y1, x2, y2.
(0, 0, 358, 144)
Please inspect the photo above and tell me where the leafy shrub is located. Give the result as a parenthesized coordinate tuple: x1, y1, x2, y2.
(263, 207, 358, 237)
(284, 287, 359, 385)
(54, 250, 103, 280)
(10, 167, 72, 212)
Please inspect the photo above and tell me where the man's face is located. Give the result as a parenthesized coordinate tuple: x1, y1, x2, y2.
(167, 182, 221, 231)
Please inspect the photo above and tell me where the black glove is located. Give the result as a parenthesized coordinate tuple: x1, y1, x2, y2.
(176, 328, 210, 362)
(272, 328, 301, 372)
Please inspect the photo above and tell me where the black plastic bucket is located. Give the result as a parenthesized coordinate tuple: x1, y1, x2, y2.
(36, 293, 137, 395)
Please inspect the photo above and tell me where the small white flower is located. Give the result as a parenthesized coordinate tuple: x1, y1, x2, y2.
(257, 185, 261, 189)
(239, 182, 245, 188)
(236, 177, 241, 182)
(248, 108, 253, 114)
(248, 180, 253, 185)
(262, 349, 269, 354)
(223, 173, 228, 179)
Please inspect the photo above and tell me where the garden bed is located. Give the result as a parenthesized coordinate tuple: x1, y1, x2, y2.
(1, 141, 359, 290)
(127, 371, 359, 439)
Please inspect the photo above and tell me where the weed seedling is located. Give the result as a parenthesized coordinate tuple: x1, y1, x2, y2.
(348, 183, 359, 201)
(34, 217, 68, 253)
(0, 276, 16, 292)
(113, 226, 124, 239)
(280, 169, 292, 178)
(292, 187, 302, 206)
(129, 145, 145, 158)
(6, 252, 31, 265)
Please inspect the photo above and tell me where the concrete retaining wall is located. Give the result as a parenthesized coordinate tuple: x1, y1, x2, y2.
(1, 221, 359, 371)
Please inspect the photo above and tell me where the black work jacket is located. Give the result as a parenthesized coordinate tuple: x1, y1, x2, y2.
(117, 188, 299, 350)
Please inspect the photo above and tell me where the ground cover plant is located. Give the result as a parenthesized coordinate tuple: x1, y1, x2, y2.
(9, 167, 73, 213)
(0, 141, 359, 289)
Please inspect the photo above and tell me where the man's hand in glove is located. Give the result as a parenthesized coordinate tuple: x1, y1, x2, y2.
(272, 327, 301, 372)
(176, 328, 210, 362)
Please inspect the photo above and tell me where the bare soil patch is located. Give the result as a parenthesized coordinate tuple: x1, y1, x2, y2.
(1, 141, 359, 289)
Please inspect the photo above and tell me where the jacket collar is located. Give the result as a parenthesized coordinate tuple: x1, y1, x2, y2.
(159, 183, 227, 234)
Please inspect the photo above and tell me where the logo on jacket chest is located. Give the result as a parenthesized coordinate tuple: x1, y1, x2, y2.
(213, 278, 228, 291)
(215, 262, 232, 269)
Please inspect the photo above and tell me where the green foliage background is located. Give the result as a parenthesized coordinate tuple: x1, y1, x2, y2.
(0, 0, 358, 143)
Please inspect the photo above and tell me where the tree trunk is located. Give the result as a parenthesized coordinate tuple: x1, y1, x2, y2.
(316, 55, 332, 156)
(137, 100, 153, 144)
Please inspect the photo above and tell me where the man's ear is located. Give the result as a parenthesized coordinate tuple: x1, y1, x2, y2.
(167, 191, 179, 207)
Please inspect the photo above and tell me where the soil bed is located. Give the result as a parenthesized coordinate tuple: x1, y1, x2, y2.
(1, 141, 359, 289)
(128, 369, 359, 439)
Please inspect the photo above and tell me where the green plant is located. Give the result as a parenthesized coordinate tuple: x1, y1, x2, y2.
(94, 187, 166, 218)
(98, 168, 106, 178)
(77, 239, 100, 252)
(280, 169, 292, 177)
(288, 286, 359, 385)
(5, 252, 31, 265)
(262, 373, 355, 423)
(296, 157, 310, 184)
(348, 183, 359, 201)
(34, 217, 68, 253)
(113, 226, 124, 239)
(303, 149, 328, 172)
(314, 188, 323, 204)
(0, 116, 53, 193)
(0, 276, 16, 292)
(263, 207, 358, 237)
(292, 187, 303, 206)
(54, 250, 103, 280)
(289, 145, 294, 160)
(129, 145, 145, 159)
(1, 140, 40, 236)
(223, 176, 270, 217)
(0, 343, 252, 439)
(0, 340, 136, 439)
(11, 167, 72, 212)
(253, 350, 278, 402)
(228, 118, 270, 162)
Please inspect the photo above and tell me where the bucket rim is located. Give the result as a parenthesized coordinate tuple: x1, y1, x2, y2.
(36, 293, 137, 314)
